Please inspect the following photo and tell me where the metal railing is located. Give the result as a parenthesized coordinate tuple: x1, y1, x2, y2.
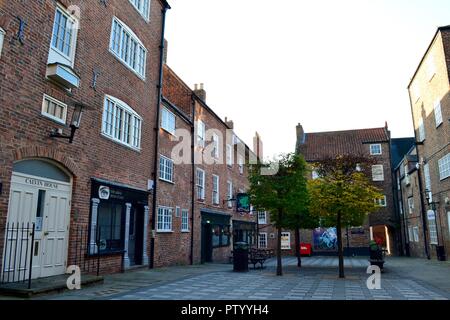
(1, 223, 102, 290)
(72, 225, 101, 277)
(1, 223, 35, 289)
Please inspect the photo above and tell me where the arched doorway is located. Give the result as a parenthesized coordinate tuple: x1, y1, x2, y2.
(4, 159, 72, 279)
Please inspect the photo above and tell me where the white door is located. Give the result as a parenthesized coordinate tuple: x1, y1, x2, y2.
(3, 172, 71, 280)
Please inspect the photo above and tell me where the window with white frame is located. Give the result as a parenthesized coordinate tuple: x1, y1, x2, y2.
(48, 5, 79, 67)
(196, 168, 205, 200)
(438, 153, 450, 180)
(159, 155, 174, 182)
(408, 197, 414, 214)
(447, 211, 450, 236)
(197, 120, 206, 147)
(418, 117, 426, 142)
(157, 207, 172, 231)
(408, 226, 414, 242)
(0, 28, 5, 58)
(259, 233, 267, 248)
(212, 175, 219, 205)
(102, 95, 142, 150)
(128, 0, 150, 21)
(110, 17, 147, 79)
(428, 212, 438, 245)
(375, 195, 387, 207)
(41, 94, 67, 124)
(370, 144, 382, 155)
(212, 133, 219, 159)
(238, 155, 244, 174)
(181, 209, 189, 232)
(161, 107, 175, 135)
(227, 181, 233, 208)
(281, 232, 291, 250)
(372, 165, 384, 181)
(258, 211, 267, 225)
(413, 226, 420, 242)
(434, 101, 443, 127)
(226, 144, 233, 167)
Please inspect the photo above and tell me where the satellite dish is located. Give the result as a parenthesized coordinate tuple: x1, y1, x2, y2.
(415, 163, 420, 170)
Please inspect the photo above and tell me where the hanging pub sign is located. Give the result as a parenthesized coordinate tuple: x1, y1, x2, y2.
(236, 193, 250, 213)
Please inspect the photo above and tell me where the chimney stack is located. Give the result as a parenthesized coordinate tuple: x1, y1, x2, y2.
(296, 123, 305, 153)
(224, 117, 234, 129)
(253, 131, 264, 160)
(194, 83, 206, 102)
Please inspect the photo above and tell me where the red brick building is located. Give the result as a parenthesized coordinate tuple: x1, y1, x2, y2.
(0, 0, 170, 281)
(156, 64, 258, 266)
(407, 26, 450, 261)
(259, 124, 398, 257)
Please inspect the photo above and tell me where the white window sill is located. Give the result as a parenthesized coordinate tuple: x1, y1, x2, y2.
(41, 112, 66, 125)
(157, 230, 174, 233)
(100, 132, 141, 153)
(159, 178, 175, 184)
(181, 230, 190, 233)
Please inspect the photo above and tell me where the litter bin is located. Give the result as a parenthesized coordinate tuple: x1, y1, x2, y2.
(436, 245, 446, 261)
(233, 242, 249, 272)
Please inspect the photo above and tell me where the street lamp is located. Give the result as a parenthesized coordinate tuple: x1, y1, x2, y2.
(50, 103, 85, 143)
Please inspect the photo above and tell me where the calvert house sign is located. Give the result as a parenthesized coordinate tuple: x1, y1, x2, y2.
(25, 178, 59, 190)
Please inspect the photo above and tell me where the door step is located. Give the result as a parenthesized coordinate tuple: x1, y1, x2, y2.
(0, 274, 104, 298)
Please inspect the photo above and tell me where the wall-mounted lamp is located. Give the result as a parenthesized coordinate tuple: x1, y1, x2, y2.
(50, 103, 85, 143)
(425, 189, 439, 211)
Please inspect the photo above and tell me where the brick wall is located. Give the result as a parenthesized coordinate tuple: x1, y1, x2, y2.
(0, 0, 165, 274)
(408, 28, 450, 260)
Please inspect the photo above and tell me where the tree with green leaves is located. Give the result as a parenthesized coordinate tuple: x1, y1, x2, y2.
(284, 202, 319, 268)
(308, 155, 383, 278)
(248, 153, 310, 276)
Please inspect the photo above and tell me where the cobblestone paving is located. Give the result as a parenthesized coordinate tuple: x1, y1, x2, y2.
(5, 256, 448, 300)
(105, 257, 450, 301)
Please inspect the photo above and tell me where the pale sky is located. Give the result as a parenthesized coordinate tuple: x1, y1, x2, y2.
(164, 0, 450, 158)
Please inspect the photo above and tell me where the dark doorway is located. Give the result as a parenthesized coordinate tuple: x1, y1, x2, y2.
(201, 223, 213, 263)
(128, 205, 144, 266)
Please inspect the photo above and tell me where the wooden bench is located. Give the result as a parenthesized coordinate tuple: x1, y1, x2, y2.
(248, 248, 274, 269)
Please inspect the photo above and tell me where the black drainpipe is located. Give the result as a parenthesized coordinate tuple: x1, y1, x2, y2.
(190, 94, 196, 265)
(407, 90, 430, 260)
(150, 5, 169, 269)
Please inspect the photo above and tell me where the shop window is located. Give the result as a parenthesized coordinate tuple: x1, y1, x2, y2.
(97, 202, 124, 253)
(212, 224, 230, 248)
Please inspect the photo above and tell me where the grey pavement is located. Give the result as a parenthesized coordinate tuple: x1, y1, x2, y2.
(2, 256, 450, 300)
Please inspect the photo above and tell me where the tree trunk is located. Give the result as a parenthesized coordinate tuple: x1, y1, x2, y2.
(337, 212, 345, 278)
(276, 210, 283, 276)
(295, 227, 301, 267)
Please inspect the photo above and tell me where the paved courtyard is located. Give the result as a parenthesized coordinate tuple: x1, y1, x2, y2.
(2, 256, 450, 300)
